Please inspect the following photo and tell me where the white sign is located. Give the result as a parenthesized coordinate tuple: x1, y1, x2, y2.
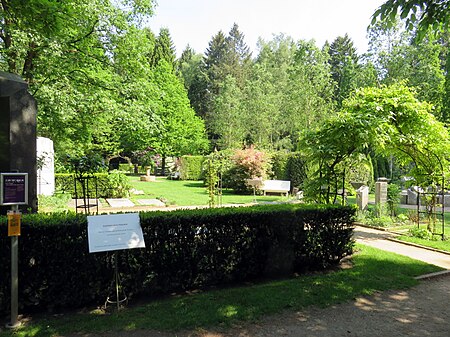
(87, 213, 145, 253)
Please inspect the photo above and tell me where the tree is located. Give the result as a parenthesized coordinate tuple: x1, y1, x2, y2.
(0, 0, 157, 162)
(211, 75, 245, 149)
(302, 83, 450, 203)
(224, 23, 252, 87)
(285, 39, 335, 133)
(328, 34, 360, 107)
(372, 0, 450, 38)
(152, 60, 209, 158)
(150, 27, 176, 69)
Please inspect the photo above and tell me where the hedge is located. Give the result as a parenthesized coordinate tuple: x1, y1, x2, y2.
(0, 204, 355, 315)
(55, 172, 131, 198)
(179, 155, 205, 180)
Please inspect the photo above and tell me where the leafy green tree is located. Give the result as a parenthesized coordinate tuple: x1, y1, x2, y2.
(368, 19, 446, 119)
(284, 40, 335, 134)
(211, 75, 245, 149)
(244, 34, 297, 150)
(302, 83, 450, 203)
(384, 35, 444, 109)
(242, 62, 282, 149)
(442, 51, 450, 121)
(193, 25, 253, 146)
(224, 23, 252, 87)
(0, 0, 157, 163)
(152, 60, 209, 158)
(372, 0, 450, 38)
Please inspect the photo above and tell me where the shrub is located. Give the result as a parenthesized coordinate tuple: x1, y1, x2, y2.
(106, 170, 132, 198)
(285, 153, 308, 189)
(0, 204, 355, 315)
(225, 146, 271, 193)
(55, 172, 131, 198)
(409, 227, 432, 240)
(179, 155, 205, 180)
(387, 183, 401, 216)
(271, 152, 308, 191)
(271, 152, 290, 180)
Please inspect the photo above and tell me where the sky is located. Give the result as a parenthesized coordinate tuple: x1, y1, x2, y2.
(146, 0, 387, 57)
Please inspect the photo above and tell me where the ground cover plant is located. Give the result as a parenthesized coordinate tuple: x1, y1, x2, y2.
(355, 201, 450, 251)
(396, 235, 450, 252)
(0, 244, 442, 337)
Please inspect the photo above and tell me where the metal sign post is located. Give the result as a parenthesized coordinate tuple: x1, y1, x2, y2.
(1, 172, 27, 329)
(7, 205, 20, 328)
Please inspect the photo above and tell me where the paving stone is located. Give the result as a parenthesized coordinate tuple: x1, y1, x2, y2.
(137, 199, 165, 207)
(106, 198, 135, 208)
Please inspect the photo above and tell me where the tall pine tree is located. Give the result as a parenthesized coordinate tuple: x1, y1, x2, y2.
(328, 34, 359, 107)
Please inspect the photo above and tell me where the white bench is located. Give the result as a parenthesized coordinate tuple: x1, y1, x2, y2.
(261, 180, 291, 196)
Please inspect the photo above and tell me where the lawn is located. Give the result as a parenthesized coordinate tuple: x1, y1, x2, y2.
(0, 244, 442, 337)
(127, 176, 287, 206)
(396, 235, 450, 252)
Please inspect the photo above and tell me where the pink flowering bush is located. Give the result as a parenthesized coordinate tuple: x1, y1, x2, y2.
(224, 146, 271, 193)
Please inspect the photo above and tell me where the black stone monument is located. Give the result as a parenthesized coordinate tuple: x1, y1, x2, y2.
(0, 71, 37, 214)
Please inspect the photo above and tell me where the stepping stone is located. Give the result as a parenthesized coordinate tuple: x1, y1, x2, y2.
(68, 199, 101, 208)
(106, 198, 135, 208)
(137, 199, 165, 207)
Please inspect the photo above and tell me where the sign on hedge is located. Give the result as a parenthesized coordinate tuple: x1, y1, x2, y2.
(87, 213, 145, 253)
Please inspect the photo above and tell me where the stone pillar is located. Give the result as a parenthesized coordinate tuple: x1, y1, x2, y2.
(375, 177, 389, 212)
(356, 185, 369, 211)
(0, 71, 37, 214)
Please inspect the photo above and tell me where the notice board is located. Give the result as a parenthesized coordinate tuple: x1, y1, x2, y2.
(87, 213, 146, 253)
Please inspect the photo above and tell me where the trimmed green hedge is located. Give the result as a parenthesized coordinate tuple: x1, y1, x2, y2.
(0, 204, 355, 315)
(55, 172, 131, 198)
(179, 155, 205, 180)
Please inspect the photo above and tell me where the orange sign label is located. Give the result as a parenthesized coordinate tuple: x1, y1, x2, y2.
(7, 211, 21, 236)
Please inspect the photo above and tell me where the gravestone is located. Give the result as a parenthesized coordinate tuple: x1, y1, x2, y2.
(356, 185, 369, 211)
(0, 72, 37, 214)
(375, 177, 389, 209)
(407, 186, 424, 205)
(407, 188, 418, 205)
(37, 137, 55, 196)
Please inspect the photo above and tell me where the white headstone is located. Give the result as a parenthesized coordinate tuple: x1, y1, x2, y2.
(36, 137, 55, 196)
(356, 185, 369, 211)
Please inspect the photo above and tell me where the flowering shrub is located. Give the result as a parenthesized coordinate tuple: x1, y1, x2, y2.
(224, 146, 271, 193)
(233, 146, 270, 178)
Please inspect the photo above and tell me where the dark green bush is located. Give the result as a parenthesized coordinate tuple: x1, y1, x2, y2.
(0, 204, 355, 315)
(271, 152, 290, 180)
(272, 152, 308, 190)
(179, 155, 205, 180)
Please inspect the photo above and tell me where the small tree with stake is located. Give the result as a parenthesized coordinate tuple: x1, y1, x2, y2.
(68, 153, 106, 214)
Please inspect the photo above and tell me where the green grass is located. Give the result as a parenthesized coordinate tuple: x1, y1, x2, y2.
(1, 244, 442, 337)
(396, 235, 450, 252)
(127, 176, 286, 206)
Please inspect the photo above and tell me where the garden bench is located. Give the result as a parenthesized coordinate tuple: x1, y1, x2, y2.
(261, 180, 291, 196)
